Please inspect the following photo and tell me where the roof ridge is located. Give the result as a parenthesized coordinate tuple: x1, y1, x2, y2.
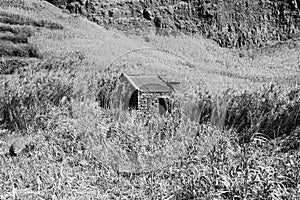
(157, 75, 174, 91)
(122, 73, 174, 93)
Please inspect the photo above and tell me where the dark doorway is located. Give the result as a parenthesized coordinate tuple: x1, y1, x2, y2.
(159, 98, 167, 115)
(129, 90, 138, 110)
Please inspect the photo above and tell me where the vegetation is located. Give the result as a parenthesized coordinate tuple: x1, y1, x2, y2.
(0, 11, 63, 30)
(0, 55, 299, 199)
(0, 5, 64, 73)
(0, 0, 299, 199)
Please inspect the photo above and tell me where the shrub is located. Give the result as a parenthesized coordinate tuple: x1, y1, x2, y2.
(225, 84, 300, 140)
(0, 23, 34, 36)
(0, 52, 82, 130)
(95, 73, 120, 108)
(0, 73, 72, 130)
(181, 84, 300, 141)
(0, 41, 41, 58)
(1, 77, 299, 199)
(0, 58, 29, 75)
(0, 11, 63, 30)
(0, 34, 28, 43)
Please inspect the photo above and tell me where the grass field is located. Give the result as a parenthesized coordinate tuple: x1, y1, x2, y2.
(0, 0, 299, 199)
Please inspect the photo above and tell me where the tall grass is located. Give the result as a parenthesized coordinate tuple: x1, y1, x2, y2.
(177, 84, 300, 142)
(0, 52, 81, 131)
(0, 58, 30, 75)
(0, 41, 41, 58)
(0, 11, 63, 30)
(0, 23, 33, 36)
(96, 73, 300, 143)
(2, 98, 299, 199)
(0, 0, 299, 198)
(0, 33, 28, 43)
(0, 52, 299, 199)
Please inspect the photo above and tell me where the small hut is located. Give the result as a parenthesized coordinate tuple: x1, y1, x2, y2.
(116, 73, 177, 115)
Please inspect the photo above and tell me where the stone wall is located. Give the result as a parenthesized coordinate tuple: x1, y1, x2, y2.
(138, 91, 159, 112)
(138, 91, 171, 112)
(114, 75, 171, 112)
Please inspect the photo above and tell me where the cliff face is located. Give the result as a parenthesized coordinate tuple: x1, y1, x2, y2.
(49, 0, 300, 48)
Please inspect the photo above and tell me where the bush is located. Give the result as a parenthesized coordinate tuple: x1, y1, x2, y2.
(0, 23, 34, 36)
(0, 34, 28, 43)
(0, 58, 29, 75)
(0, 11, 63, 30)
(1, 74, 299, 199)
(225, 84, 300, 140)
(0, 41, 41, 58)
(0, 52, 83, 130)
(182, 84, 300, 141)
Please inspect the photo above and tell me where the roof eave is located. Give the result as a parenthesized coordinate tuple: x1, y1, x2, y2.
(122, 73, 175, 93)
(122, 73, 141, 90)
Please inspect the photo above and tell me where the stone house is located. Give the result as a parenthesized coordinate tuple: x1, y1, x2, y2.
(116, 73, 177, 115)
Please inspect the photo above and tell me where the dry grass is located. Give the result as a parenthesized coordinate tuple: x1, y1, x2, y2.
(0, 4, 64, 60)
(0, 41, 40, 58)
(0, 0, 299, 199)
(0, 32, 28, 43)
(0, 10, 63, 30)
(0, 23, 33, 36)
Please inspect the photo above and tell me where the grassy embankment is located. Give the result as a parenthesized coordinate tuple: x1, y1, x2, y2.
(0, 0, 299, 199)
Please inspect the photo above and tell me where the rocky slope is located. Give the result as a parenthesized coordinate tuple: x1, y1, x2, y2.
(47, 0, 300, 49)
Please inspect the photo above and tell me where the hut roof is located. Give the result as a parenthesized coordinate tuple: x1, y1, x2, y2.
(122, 73, 174, 93)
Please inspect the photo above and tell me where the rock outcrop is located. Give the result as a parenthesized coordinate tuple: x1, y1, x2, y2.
(47, 0, 300, 48)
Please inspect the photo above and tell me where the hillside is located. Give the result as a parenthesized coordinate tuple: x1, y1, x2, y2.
(0, 0, 299, 199)
(1, 0, 299, 92)
(49, 0, 300, 49)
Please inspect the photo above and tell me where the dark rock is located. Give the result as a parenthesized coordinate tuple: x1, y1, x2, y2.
(81, 7, 87, 16)
(153, 15, 162, 28)
(66, 2, 81, 14)
(62, 8, 70, 14)
(47, 0, 300, 49)
(124, 9, 132, 17)
(78, 0, 87, 6)
(8, 136, 34, 157)
(143, 9, 152, 20)
(98, 9, 107, 17)
(108, 8, 121, 18)
(58, 4, 66, 9)
(135, 5, 143, 14)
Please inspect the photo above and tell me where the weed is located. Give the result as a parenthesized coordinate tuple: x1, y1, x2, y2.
(0, 0, 299, 199)
(0, 41, 41, 58)
(0, 11, 63, 30)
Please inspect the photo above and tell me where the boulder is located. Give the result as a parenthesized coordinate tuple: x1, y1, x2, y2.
(66, 2, 81, 14)
(153, 15, 162, 28)
(8, 136, 34, 157)
(78, 0, 87, 6)
(60, 96, 68, 105)
(108, 8, 121, 18)
(81, 7, 87, 16)
(135, 5, 143, 14)
(143, 8, 152, 20)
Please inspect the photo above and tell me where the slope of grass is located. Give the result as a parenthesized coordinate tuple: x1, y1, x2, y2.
(0, 4, 65, 72)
